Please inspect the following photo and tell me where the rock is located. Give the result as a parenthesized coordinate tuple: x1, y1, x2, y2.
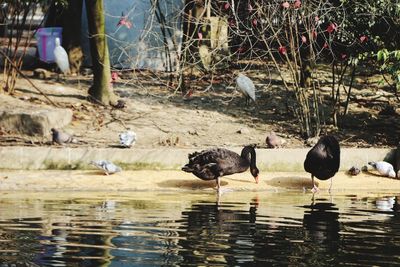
(361, 165, 368, 172)
(306, 136, 319, 147)
(237, 127, 250, 134)
(0, 94, 72, 136)
(33, 68, 50, 79)
(347, 166, 361, 176)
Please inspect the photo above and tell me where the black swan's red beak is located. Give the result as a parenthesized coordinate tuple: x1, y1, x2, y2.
(254, 176, 259, 184)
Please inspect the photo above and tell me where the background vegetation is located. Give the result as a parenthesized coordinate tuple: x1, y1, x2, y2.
(0, 0, 399, 140)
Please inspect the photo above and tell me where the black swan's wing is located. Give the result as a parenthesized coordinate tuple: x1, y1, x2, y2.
(183, 148, 243, 179)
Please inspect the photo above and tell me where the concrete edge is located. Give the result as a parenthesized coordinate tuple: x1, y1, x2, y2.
(0, 146, 397, 171)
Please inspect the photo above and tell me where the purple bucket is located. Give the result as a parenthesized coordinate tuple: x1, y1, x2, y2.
(35, 27, 63, 63)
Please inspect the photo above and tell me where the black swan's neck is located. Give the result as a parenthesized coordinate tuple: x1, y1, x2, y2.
(241, 146, 257, 169)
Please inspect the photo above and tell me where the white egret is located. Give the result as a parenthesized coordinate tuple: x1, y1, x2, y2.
(53, 37, 70, 75)
(236, 73, 256, 105)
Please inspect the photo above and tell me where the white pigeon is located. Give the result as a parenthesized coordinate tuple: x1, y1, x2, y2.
(53, 37, 70, 74)
(368, 161, 396, 178)
(119, 131, 137, 147)
(90, 160, 122, 175)
(236, 73, 256, 105)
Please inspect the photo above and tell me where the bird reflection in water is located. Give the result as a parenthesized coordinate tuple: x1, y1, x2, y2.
(302, 199, 340, 251)
(178, 194, 260, 265)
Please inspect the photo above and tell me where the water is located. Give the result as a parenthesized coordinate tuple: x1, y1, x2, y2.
(0, 191, 400, 266)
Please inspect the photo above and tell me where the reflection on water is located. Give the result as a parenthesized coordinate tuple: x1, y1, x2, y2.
(0, 192, 400, 266)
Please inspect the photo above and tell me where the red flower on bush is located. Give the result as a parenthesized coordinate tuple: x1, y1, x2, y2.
(360, 35, 368, 43)
(301, 35, 307, 43)
(312, 30, 317, 39)
(237, 46, 245, 53)
(341, 53, 347, 60)
(117, 13, 132, 29)
(111, 72, 119, 83)
(282, 1, 290, 8)
(326, 23, 337, 34)
(224, 2, 230, 9)
(323, 42, 329, 49)
(252, 19, 257, 26)
(278, 46, 287, 55)
(294, 0, 301, 8)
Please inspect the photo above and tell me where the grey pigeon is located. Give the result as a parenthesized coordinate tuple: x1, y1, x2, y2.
(266, 131, 281, 148)
(347, 166, 360, 176)
(119, 130, 137, 147)
(90, 160, 122, 175)
(51, 128, 77, 145)
(368, 161, 396, 178)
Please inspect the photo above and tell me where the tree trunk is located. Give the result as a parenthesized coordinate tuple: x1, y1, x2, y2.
(85, 0, 117, 105)
(300, 45, 312, 88)
(63, 0, 83, 74)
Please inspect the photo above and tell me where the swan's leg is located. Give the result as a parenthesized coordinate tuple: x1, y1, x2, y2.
(329, 178, 333, 193)
(311, 175, 318, 193)
(216, 177, 221, 192)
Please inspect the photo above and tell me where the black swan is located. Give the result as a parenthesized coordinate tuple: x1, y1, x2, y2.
(182, 145, 259, 191)
(395, 146, 400, 178)
(304, 135, 340, 192)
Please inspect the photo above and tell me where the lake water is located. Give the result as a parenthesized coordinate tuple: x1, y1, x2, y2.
(0, 191, 399, 266)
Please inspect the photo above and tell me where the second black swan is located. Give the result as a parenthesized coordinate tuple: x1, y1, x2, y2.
(304, 135, 340, 192)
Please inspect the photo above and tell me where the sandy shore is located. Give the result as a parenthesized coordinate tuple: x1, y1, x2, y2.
(1, 169, 400, 193)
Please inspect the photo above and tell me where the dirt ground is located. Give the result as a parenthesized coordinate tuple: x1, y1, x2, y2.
(1, 65, 399, 149)
(1, 169, 400, 192)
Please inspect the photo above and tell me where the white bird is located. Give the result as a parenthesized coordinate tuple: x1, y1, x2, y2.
(119, 130, 137, 147)
(368, 161, 396, 178)
(53, 37, 70, 74)
(90, 160, 122, 175)
(375, 197, 395, 211)
(236, 73, 256, 105)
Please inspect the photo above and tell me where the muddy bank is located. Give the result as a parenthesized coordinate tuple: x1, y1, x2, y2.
(1, 170, 399, 192)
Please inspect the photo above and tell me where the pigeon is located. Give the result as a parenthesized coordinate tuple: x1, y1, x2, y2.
(347, 166, 360, 176)
(236, 73, 256, 105)
(368, 161, 396, 178)
(266, 131, 281, 148)
(111, 99, 126, 109)
(51, 128, 78, 145)
(119, 130, 137, 147)
(90, 160, 122, 175)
